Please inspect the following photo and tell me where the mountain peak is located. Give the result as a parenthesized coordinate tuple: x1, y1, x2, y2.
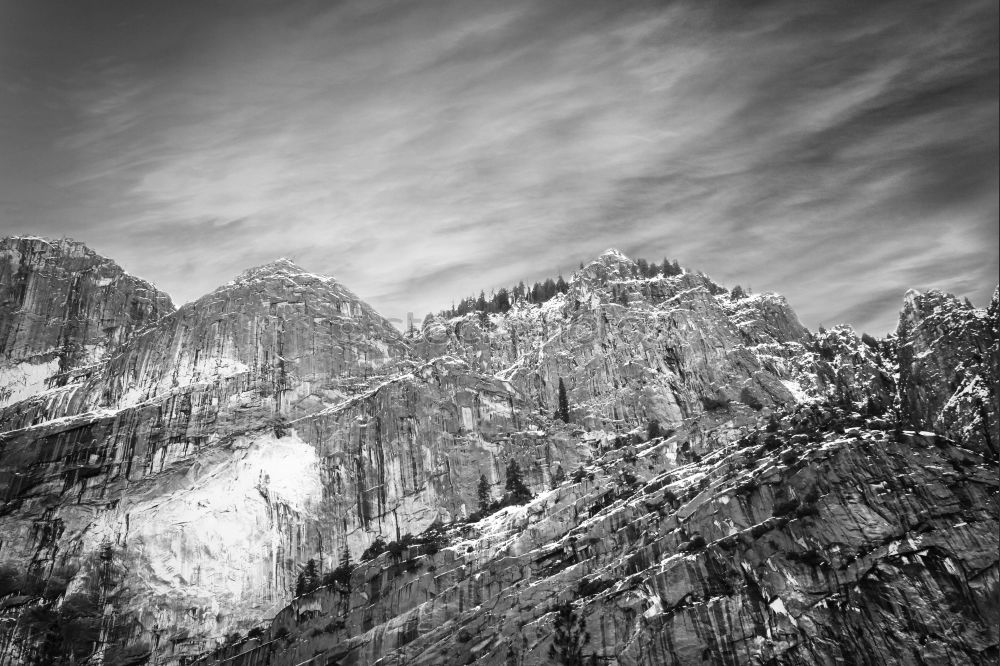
(573, 247, 639, 284)
(228, 257, 335, 287)
(202, 257, 406, 342)
(597, 247, 633, 263)
(3, 235, 104, 261)
(252, 257, 307, 273)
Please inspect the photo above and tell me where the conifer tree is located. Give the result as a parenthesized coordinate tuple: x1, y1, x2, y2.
(543, 278, 557, 300)
(504, 459, 531, 503)
(548, 600, 591, 665)
(477, 474, 491, 514)
(496, 288, 511, 313)
(324, 543, 353, 592)
(301, 558, 318, 593)
(557, 378, 570, 423)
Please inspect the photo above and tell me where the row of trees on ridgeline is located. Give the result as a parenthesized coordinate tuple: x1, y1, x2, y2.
(440, 256, 685, 318)
(442, 276, 570, 318)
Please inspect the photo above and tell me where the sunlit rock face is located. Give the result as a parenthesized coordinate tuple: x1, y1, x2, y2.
(0, 243, 577, 664)
(1, 257, 409, 430)
(413, 250, 809, 430)
(805, 324, 897, 412)
(199, 266, 996, 666)
(0, 238, 996, 666)
(209, 424, 999, 666)
(897, 288, 999, 456)
(0, 237, 173, 407)
(200, 288, 997, 666)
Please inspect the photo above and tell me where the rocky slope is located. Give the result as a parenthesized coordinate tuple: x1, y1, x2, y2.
(0, 238, 995, 665)
(206, 413, 998, 666)
(412, 250, 808, 430)
(897, 288, 999, 457)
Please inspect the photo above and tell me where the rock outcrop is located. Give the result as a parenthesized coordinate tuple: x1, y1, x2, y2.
(413, 251, 807, 431)
(0, 237, 173, 407)
(0, 237, 995, 666)
(897, 288, 999, 456)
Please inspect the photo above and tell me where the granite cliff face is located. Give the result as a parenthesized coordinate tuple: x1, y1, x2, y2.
(0, 238, 995, 666)
(0, 244, 571, 664)
(412, 250, 808, 430)
(0, 237, 173, 407)
(897, 288, 999, 457)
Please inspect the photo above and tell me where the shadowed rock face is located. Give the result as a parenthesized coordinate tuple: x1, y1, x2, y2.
(0, 238, 996, 666)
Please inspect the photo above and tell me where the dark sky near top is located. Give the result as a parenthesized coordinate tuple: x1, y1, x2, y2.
(1, 0, 997, 333)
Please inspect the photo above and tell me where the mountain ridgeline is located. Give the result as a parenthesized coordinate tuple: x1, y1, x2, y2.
(440, 256, 688, 318)
(0, 237, 996, 666)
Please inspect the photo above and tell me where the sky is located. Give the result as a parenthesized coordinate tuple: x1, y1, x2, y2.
(1, 0, 997, 334)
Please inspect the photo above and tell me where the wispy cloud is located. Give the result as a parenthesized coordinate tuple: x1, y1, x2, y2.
(0, 0, 996, 333)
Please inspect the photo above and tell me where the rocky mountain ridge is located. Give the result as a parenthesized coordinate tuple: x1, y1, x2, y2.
(0, 236, 995, 665)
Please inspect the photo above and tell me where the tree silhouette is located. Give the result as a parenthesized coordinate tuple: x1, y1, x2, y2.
(504, 459, 532, 503)
(548, 600, 593, 665)
(477, 474, 491, 514)
(495, 288, 511, 313)
(295, 558, 319, 596)
(557, 378, 570, 423)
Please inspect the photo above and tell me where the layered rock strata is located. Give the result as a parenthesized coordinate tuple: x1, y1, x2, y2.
(204, 414, 999, 665)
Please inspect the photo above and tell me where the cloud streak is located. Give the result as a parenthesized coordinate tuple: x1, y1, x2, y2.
(0, 0, 996, 334)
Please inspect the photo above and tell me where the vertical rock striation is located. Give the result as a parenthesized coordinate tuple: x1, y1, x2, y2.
(0, 237, 173, 407)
